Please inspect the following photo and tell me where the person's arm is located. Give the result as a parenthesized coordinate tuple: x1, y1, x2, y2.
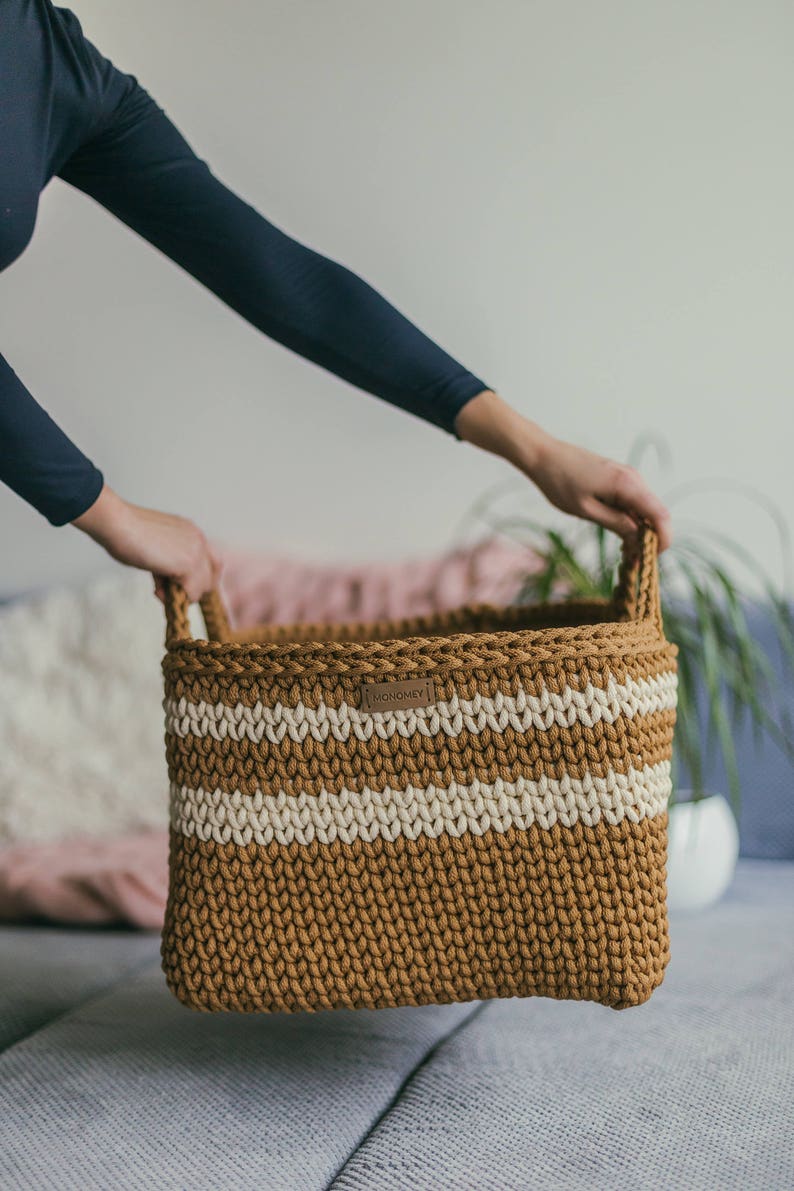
(0, 353, 218, 600)
(56, 74, 491, 442)
(52, 76, 671, 575)
(0, 353, 104, 526)
(454, 389, 673, 551)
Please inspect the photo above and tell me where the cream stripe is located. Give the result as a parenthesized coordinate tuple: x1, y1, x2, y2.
(165, 670, 677, 746)
(170, 760, 671, 848)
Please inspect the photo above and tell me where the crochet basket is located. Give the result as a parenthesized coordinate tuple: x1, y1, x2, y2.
(160, 523, 678, 1013)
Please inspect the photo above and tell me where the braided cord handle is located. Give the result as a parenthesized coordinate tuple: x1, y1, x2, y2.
(611, 521, 663, 628)
(163, 581, 232, 644)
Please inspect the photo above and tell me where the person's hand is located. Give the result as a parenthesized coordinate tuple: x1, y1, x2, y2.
(72, 484, 221, 601)
(454, 389, 672, 551)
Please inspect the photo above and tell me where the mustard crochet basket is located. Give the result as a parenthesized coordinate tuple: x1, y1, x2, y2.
(160, 523, 677, 1014)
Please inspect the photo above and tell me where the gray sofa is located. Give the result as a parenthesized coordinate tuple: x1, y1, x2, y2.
(1, 861, 791, 1190)
(1, 602, 792, 1189)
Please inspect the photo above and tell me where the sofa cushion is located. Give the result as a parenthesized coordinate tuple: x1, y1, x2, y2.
(0, 862, 790, 1190)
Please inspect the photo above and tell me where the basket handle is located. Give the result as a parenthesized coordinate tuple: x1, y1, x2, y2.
(163, 581, 232, 643)
(611, 520, 664, 628)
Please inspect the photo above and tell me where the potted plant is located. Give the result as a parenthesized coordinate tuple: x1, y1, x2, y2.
(461, 444, 794, 911)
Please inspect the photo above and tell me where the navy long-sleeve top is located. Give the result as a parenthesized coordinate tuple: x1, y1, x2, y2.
(0, 1, 490, 525)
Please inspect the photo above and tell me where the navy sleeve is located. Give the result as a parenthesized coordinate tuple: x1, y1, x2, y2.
(56, 76, 490, 439)
(0, 353, 104, 525)
(1, 5, 490, 528)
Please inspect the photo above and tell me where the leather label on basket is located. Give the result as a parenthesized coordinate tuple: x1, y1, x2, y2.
(360, 678, 436, 713)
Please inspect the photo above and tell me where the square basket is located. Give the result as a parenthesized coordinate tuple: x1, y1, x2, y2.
(160, 523, 677, 1013)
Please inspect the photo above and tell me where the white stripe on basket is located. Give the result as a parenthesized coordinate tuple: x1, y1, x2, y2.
(165, 669, 677, 746)
(170, 760, 672, 848)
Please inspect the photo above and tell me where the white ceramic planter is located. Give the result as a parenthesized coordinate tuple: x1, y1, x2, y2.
(666, 793, 740, 912)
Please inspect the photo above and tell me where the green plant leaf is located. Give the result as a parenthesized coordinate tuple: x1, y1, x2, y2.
(669, 539, 794, 762)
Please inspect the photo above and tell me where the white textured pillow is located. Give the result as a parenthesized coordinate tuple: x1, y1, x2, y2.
(0, 571, 177, 844)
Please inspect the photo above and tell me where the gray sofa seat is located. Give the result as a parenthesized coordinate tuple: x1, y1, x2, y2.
(0, 927, 159, 1052)
(1, 860, 792, 1191)
(332, 860, 794, 1191)
(0, 955, 480, 1190)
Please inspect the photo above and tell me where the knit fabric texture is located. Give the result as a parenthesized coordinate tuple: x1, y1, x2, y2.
(160, 525, 678, 1013)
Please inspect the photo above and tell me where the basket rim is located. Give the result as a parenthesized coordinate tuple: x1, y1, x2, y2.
(162, 595, 677, 683)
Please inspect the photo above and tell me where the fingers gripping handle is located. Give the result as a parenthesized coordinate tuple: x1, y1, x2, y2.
(164, 582, 232, 643)
(612, 522, 663, 628)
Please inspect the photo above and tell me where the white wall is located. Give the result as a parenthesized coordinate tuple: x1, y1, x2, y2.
(2, 0, 792, 597)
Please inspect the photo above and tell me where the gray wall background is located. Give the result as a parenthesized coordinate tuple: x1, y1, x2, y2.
(1, 0, 792, 596)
